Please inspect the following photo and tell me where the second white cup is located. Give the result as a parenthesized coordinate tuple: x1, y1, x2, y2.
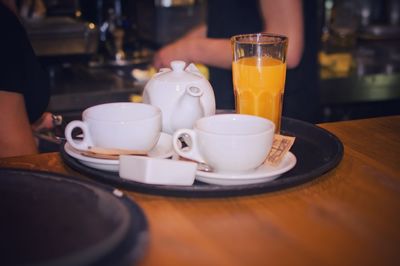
(65, 102, 162, 152)
(172, 114, 275, 173)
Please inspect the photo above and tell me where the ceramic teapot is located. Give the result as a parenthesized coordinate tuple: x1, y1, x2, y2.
(142, 60, 216, 134)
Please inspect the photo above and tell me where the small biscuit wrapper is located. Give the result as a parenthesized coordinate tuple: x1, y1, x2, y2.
(265, 134, 296, 166)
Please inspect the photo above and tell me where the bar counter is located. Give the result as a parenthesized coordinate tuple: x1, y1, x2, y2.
(1, 115, 399, 265)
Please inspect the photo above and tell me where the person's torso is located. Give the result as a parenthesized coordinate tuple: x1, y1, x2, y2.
(206, 0, 263, 109)
(0, 3, 50, 123)
(207, 0, 263, 38)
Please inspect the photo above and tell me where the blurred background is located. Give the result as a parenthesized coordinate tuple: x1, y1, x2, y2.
(16, 0, 400, 123)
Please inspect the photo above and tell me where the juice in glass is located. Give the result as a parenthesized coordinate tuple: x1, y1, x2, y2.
(232, 56, 286, 132)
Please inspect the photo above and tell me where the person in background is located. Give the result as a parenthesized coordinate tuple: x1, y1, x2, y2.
(153, 0, 320, 123)
(0, 1, 51, 158)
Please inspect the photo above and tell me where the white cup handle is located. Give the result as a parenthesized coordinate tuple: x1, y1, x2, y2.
(172, 129, 205, 163)
(64, 120, 93, 151)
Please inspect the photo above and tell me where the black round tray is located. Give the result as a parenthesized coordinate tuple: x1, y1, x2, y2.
(60, 117, 343, 198)
(0, 168, 148, 266)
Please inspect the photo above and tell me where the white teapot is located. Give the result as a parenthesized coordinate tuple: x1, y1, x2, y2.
(142, 60, 216, 134)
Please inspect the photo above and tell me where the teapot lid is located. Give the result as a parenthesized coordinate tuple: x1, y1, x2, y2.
(153, 60, 204, 83)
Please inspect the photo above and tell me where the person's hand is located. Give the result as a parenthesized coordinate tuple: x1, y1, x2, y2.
(31, 112, 64, 145)
(31, 112, 58, 132)
(153, 25, 209, 70)
(153, 38, 193, 70)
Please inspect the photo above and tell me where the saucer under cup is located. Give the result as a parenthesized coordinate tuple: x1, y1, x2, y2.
(64, 132, 174, 172)
(195, 152, 297, 186)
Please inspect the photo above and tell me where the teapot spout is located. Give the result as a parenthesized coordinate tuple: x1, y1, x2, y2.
(170, 86, 204, 132)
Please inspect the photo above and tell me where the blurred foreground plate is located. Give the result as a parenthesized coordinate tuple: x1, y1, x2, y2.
(0, 168, 148, 266)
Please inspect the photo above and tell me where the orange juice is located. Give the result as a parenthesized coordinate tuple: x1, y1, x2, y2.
(232, 57, 286, 132)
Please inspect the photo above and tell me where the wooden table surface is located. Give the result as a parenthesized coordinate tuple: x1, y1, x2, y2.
(1, 115, 399, 266)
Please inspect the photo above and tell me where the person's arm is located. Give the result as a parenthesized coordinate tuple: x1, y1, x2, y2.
(183, 24, 207, 39)
(0, 91, 38, 157)
(1, 0, 17, 14)
(185, 0, 304, 70)
(259, 0, 304, 68)
(153, 23, 232, 70)
(153, 0, 304, 70)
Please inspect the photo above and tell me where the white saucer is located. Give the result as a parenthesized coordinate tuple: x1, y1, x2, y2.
(195, 152, 297, 186)
(64, 133, 174, 172)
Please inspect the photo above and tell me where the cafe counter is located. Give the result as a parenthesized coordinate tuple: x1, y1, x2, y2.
(0, 115, 399, 265)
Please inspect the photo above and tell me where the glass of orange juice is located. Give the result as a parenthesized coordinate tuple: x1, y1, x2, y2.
(231, 33, 288, 133)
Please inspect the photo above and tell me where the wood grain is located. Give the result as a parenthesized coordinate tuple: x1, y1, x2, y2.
(1, 116, 399, 266)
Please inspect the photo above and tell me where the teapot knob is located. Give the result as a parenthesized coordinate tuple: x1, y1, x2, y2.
(170, 60, 186, 72)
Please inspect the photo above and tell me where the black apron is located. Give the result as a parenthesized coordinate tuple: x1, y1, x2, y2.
(206, 0, 320, 123)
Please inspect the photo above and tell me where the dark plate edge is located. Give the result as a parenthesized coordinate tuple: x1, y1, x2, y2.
(0, 168, 149, 266)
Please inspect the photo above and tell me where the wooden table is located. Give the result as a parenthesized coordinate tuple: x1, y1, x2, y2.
(1, 116, 399, 266)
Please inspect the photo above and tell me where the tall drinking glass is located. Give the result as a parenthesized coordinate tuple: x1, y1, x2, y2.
(231, 33, 288, 133)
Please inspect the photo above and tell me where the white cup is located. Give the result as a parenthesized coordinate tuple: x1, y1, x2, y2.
(172, 114, 275, 173)
(65, 102, 162, 152)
